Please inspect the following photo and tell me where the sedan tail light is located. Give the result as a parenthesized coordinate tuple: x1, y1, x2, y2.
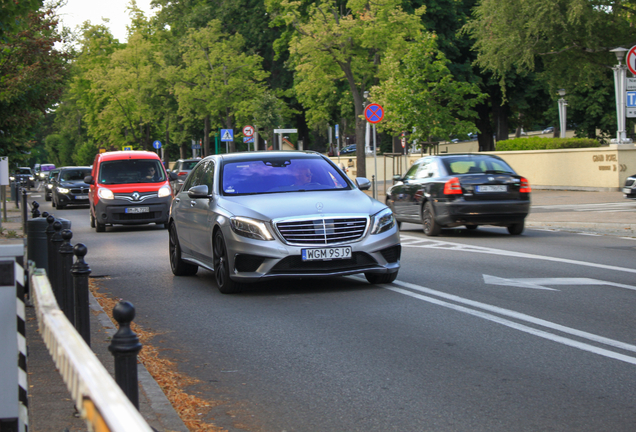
(178, 171, 188, 176)
(520, 177, 531, 193)
(443, 177, 463, 195)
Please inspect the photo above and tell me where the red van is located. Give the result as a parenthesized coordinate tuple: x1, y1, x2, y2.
(85, 151, 173, 232)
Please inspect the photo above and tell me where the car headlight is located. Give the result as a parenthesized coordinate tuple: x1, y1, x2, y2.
(29, 176, 35, 180)
(158, 185, 171, 198)
(57, 187, 70, 194)
(230, 216, 274, 241)
(370, 207, 395, 235)
(47, 184, 53, 189)
(98, 188, 114, 200)
(9, 176, 14, 181)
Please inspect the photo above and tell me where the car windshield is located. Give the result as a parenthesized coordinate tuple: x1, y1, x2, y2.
(442, 156, 515, 175)
(41, 164, 55, 171)
(17, 168, 31, 175)
(222, 157, 351, 195)
(98, 160, 166, 184)
(60, 169, 91, 182)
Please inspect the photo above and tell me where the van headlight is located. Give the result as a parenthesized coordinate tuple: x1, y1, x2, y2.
(370, 208, 395, 234)
(230, 216, 274, 241)
(158, 185, 171, 198)
(98, 188, 114, 200)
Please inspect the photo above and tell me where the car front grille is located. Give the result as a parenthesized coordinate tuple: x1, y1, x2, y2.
(270, 252, 377, 274)
(275, 217, 368, 245)
(113, 191, 157, 202)
(70, 187, 89, 194)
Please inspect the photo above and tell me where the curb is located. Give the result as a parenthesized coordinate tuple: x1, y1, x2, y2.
(526, 221, 636, 237)
(89, 292, 189, 432)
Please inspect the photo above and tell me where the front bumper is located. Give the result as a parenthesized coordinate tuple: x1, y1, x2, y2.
(435, 199, 530, 227)
(95, 197, 171, 226)
(224, 224, 401, 283)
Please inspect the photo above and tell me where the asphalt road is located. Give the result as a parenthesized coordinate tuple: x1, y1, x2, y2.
(35, 198, 636, 432)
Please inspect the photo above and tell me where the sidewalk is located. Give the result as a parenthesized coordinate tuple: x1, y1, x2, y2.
(2, 188, 635, 432)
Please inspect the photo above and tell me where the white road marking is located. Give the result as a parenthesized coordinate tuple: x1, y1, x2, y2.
(362, 278, 636, 365)
(400, 234, 636, 274)
(482, 275, 636, 292)
(532, 202, 636, 212)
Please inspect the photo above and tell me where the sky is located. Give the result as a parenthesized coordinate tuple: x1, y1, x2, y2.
(56, 0, 156, 42)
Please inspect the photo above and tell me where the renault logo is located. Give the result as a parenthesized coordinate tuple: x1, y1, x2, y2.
(132, 192, 140, 201)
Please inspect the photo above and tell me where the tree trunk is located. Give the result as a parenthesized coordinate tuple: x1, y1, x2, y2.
(475, 102, 495, 151)
(204, 115, 211, 156)
(493, 101, 509, 142)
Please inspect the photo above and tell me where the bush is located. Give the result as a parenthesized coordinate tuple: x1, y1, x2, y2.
(496, 137, 601, 151)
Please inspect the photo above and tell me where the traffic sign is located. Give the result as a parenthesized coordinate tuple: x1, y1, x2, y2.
(220, 129, 234, 142)
(123, 146, 132, 151)
(335, 124, 339, 139)
(273, 128, 298, 134)
(153, 140, 162, 149)
(242, 125, 254, 137)
(627, 91, 636, 107)
(364, 103, 384, 123)
(243, 137, 254, 143)
(628, 45, 636, 76)
(628, 78, 636, 91)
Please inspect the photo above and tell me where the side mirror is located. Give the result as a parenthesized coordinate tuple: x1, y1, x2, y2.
(84, 175, 94, 185)
(355, 177, 371, 191)
(187, 184, 210, 199)
(392, 175, 402, 182)
(169, 172, 179, 181)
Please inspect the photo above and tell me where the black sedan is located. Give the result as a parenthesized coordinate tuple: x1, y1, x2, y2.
(52, 166, 92, 209)
(386, 154, 531, 236)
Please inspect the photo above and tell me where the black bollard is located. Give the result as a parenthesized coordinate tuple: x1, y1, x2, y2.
(59, 229, 75, 325)
(51, 221, 64, 308)
(46, 215, 56, 290)
(21, 188, 27, 231)
(31, 201, 41, 218)
(108, 301, 142, 409)
(72, 243, 91, 346)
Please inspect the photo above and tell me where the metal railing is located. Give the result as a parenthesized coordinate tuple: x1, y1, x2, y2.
(30, 269, 152, 432)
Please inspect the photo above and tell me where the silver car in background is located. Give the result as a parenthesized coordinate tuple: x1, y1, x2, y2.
(169, 151, 401, 294)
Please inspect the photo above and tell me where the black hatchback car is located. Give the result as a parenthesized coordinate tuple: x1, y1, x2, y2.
(52, 166, 92, 209)
(386, 154, 531, 236)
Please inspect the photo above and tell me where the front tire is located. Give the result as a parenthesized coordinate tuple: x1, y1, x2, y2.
(213, 231, 242, 294)
(95, 220, 106, 232)
(507, 221, 525, 235)
(365, 272, 398, 285)
(422, 201, 442, 236)
(169, 223, 198, 276)
(90, 211, 95, 228)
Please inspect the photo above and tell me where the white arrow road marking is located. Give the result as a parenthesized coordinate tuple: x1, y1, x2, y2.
(482, 275, 636, 292)
(351, 276, 636, 365)
(400, 234, 636, 274)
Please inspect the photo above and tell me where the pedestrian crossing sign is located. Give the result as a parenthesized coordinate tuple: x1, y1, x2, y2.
(221, 129, 234, 142)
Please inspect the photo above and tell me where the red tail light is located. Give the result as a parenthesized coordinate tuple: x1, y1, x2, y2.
(178, 171, 188, 176)
(443, 177, 463, 195)
(519, 177, 531, 193)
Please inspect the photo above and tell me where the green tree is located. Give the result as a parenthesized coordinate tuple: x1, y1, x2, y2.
(0, 6, 70, 164)
(269, 0, 424, 177)
(372, 33, 484, 147)
(171, 20, 269, 154)
(464, 0, 636, 141)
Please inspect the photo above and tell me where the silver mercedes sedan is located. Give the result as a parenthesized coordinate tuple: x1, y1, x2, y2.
(168, 151, 401, 294)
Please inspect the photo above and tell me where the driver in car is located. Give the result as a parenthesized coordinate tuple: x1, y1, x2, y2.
(292, 162, 313, 186)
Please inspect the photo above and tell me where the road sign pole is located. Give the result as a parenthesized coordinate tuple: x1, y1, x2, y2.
(373, 124, 378, 200)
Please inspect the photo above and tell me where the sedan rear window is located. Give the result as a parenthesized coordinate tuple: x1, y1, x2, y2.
(222, 158, 351, 195)
(442, 156, 515, 175)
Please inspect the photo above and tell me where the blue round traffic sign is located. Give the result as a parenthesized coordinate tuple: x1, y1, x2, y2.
(364, 103, 384, 124)
(153, 140, 162, 149)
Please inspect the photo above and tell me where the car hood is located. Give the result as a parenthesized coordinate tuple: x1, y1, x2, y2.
(219, 190, 387, 221)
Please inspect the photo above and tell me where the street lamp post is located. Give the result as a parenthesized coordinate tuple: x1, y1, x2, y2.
(557, 89, 567, 139)
(610, 47, 631, 144)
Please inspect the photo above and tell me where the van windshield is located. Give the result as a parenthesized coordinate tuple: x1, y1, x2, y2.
(98, 160, 166, 184)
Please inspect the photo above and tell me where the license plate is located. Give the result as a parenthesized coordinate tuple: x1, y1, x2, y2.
(75, 195, 88, 200)
(476, 185, 507, 192)
(302, 246, 352, 261)
(623, 187, 633, 194)
(125, 207, 149, 214)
